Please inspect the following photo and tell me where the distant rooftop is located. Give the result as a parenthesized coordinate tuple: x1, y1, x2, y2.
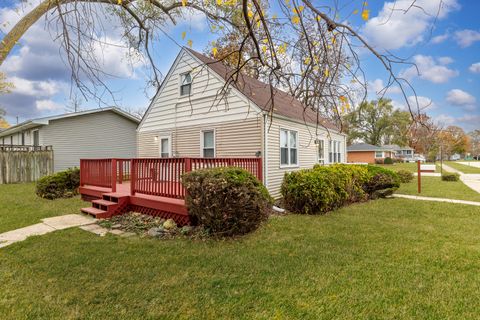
(0, 107, 140, 138)
(347, 143, 395, 152)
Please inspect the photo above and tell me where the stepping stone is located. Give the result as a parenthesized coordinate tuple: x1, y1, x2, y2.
(0, 240, 13, 249)
(42, 214, 96, 230)
(109, 229, 124, 235)
(79, 224, 108, 236)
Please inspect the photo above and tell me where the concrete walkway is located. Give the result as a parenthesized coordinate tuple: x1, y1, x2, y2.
(393, 194, 480, 206)
(459, 161, 480, 168)
(0, 214, 95, 249)
(440, 163, 480, 194)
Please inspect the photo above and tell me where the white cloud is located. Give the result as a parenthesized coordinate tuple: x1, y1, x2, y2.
(8, 77, 61, 97)
(446, 89, 476, 110)
(368, 78, 401, 96)
(36, 100, 64, 111)
(469, 62, 480, 74)
(435, 114, 456, 126)
(362, 0, 460, 50)
(407, 95, 436, 111)
(400, 55, 458, 83)
(438, 56, 454, 65)
(431, 33, 449, 44)
(454, 29, 480, 48)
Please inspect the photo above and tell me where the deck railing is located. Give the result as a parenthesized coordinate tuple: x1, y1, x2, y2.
(80, 157, 262, 199)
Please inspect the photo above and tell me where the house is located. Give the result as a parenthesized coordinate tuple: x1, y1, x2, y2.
(0, 107, 139, 172)
(347, 143, 395, 164)
(383, 144, 415, 161)
(136, 48, 347, 197)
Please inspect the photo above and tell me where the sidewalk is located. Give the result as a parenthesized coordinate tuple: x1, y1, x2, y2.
(0, 214, 95, 249)
(393, 194, 480, 206)
(441, 163, 480, 194)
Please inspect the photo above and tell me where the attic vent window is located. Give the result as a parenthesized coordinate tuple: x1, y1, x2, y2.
(180, 72, 192, 96)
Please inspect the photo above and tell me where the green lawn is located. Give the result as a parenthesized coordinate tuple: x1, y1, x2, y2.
(443, 161, 480, 174)
(396, 176, 480, 202)
(2, 195, 480, 318)
(0, 183, 85, 233)
(376, 162, 430, 173)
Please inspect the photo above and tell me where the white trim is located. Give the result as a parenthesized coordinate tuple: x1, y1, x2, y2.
(270, 114, 344, 136)
(316, 138, 326, 164)
(159, 135, 172, 158)
(32, 129, 40, 146)
(200, 128, 216, 158)
(279, 128, 299, 168)
(179, 71, 192, 97)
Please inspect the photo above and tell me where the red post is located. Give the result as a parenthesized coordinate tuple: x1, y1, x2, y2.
(417, 160, 421, 193)
(130, 159, 136, 196)
(185, 157, 192, 173)
(79, 159, 84, 187)
(111, 159, 117, 193)
(118, 160, 123, 184)
(257, 157, 263, 184)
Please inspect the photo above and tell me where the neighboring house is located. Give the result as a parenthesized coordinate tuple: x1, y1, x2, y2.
(0, 107, 139, 172)
(383, 144, 415, 161)
(347, 143, 395, 164)
(137, 48, 346, 197)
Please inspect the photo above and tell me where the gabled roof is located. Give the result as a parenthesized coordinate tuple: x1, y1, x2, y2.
(186, 48, 339, 131)
(383, 144, 414, 151)
(0, 107, 140, 138)
(347, 143, 394, 152)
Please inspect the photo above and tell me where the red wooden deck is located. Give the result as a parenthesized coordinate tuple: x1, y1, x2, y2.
(79, 157, 262, 225)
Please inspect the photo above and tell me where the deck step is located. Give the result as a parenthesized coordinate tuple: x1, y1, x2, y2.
(81, 207, 109, 218)
(92, 199, 117, 207)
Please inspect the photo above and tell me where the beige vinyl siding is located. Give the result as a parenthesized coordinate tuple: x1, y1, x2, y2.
(138, 50, 261, 134)
(137, 118, 262, 158)
(266, 116, 346, 198)
(40, 111, 138, 172)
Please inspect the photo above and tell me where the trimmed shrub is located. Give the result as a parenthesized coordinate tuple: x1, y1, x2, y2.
(442, 173, 460, 181)
(364, 165, 400, 199)
(384, 157, 394, 164)
(397, 169, 414, 183)
(182, 167, 272, 237)
(281, 164, 371, 215)
(36, 168, 80, 199)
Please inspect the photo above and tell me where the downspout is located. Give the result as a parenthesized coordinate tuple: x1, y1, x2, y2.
(263, 113, 268, 188)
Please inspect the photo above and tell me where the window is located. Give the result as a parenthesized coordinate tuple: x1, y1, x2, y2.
(317, 139, 325, 164)
(160, 137, 170, 158)
(33, 130, 39, 146)
(21, 132, 25, 146)
(329, 140, 342, 163)
(10, 136, 13, 145)
(202, 130, 215, 158)
(180, 72, 192, 96)
(280, 129, 298, 166)
(375, 151, 384, 158)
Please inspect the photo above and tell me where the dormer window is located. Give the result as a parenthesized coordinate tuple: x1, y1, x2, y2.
(180, 72, 192, 96)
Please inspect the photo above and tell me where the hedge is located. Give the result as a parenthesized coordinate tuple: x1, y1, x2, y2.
(281, 164, 400, 214)
(442, 173, 460, 181)
(36, 168, 80, 199)
(182, 167, 273, 237)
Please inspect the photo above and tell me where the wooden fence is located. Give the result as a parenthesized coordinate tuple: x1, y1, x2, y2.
(0, 147, 54, 184)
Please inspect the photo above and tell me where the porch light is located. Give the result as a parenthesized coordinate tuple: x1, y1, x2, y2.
(154, 136, 158, 142)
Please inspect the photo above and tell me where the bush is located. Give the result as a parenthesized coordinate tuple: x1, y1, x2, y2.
(36, 168, 80, 199)
(182, 167, 272, 237)
(375, 158, 384, 164)
(397, 169, 414, 183)
(384, 157, 394, 164)
(281, 164, 371, 215)
(364, 166, 400, 199)
(442, 173, 460, 181)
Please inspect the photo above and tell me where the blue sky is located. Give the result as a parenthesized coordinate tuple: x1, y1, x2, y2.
(0, 0, 479, 132)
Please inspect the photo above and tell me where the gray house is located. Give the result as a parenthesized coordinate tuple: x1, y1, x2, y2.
(0, 108, 139, 172)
